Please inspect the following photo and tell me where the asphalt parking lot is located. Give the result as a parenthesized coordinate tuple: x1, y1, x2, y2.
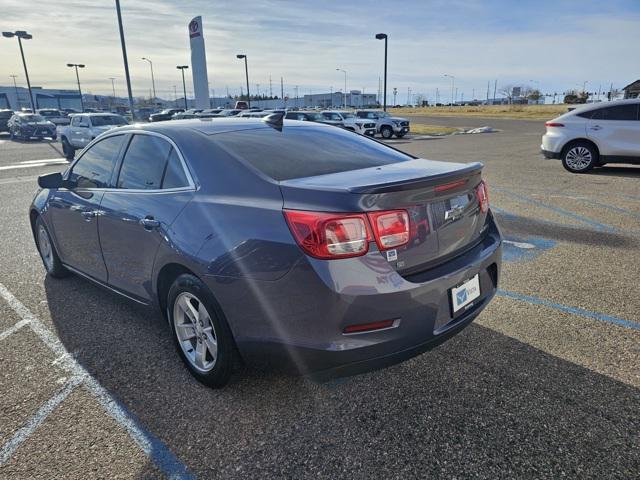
(0, 119, 638, 479)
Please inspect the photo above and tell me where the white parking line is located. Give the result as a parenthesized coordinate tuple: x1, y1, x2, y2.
(20, 158, 66, 164)
(0, 282, 192, 477)
(0, 318, 30, 341)
(0, 160, 67, 172)
(0, 375, 84, 465)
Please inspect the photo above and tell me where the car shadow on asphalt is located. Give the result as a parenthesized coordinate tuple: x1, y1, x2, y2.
(42, 274, 640, 478)
(45, 277, 640, 478)
(588, 166, 640, 178)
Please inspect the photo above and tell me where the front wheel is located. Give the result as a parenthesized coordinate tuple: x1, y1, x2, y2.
(61, 138, 75, 160)
(35, 216, 69, 278)
(168, 274, 236, 388)
(562, 142, 598, 173)
(380, 125, 393, 139)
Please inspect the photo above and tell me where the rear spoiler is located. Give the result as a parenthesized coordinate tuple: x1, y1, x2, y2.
(348, 162, 483, 194)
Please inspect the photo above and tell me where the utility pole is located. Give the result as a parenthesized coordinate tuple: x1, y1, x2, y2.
(393, 87, 397, 105)
(280, 77, 284, 107)
(114, 0, 136, 119)
(9, 75, 20, 109)
(486, 81, 490, 103)
(269, 75, 273, 97)
(493, 80, 497, 105)
(108, 77, 116, 110)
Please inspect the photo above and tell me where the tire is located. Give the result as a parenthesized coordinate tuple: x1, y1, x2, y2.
(9, 129, 15, 140)
(167, 274, 235, 388)
(381, 125, 393, 139)
(61, 137, 75, 160)
(35, 216, 69, 278)
(561, 141, 598, 173)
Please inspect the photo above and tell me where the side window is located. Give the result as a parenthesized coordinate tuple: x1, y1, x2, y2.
(593, 105, 638, 121)
(71, 116, 80, 127)
(69, 135, 125, 189)
(117, 134, 189, 190)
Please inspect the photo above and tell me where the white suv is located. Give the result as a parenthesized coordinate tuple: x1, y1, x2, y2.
(541, 99, 640, 173)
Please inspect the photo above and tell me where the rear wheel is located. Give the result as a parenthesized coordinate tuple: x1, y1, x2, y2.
(562, 141, 598, 173)
(381, 125, 393, 139)
(167, 274, 235, 388)
(61, 137, 75, 160)
(35, 216, 69, 278)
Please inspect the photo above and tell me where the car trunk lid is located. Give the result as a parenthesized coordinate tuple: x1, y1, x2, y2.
(279, 158, 487, 274)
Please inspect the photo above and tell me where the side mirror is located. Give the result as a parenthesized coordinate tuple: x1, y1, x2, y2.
(38, 172, 72, 189)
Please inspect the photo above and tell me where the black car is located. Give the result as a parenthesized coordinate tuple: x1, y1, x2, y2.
(149, 108, 185, 122)
(0, 109, 13, 133)
(7, 113, 57, 140)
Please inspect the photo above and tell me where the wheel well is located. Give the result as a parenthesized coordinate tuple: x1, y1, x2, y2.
(29, 210, 39, 238)
(156, 263, 197, 316)
(561, 138, 600, 160)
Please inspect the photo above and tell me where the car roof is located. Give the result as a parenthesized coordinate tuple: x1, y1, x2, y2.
(70, 112, 122, 117)
(109, 117, 334, 137)
(566, 98, 640, 115)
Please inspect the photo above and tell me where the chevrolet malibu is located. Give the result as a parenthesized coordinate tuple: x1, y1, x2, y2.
(30, 117, 502, 388)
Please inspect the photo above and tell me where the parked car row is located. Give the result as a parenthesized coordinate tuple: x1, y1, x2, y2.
(149, 106, 410, 139)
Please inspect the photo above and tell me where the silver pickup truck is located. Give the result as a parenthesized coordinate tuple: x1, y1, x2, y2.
(58, 113, 128, 159)
(356, 110, 410, 138)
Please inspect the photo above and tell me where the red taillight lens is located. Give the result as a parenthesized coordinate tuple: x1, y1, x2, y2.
(343, 319, 396, 334)
(476, 180, 489, 213)
(368, 210, 410, 250)
(283, 210, 370, 259)
(544, 122, 564, 127)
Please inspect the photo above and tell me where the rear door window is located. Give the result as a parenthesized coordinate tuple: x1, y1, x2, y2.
(591, 104, 639, 121)
(211, 126, 411, 181)
(117, 134, 189, 190)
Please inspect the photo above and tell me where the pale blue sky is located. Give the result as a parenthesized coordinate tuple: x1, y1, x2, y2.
(1, 0, 639, 101)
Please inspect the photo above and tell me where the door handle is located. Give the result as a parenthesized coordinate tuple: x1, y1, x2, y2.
(140, 216, 160, 230)
(590, 125, 602, 130)
(81, 210, 96, 221)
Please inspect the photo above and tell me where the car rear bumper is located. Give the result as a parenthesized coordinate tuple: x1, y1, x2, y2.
(215, 213, 502, 378)
(541, 148, 561, 159)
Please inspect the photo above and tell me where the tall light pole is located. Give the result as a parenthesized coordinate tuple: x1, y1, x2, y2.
(115, 0, 136, 120)
(2, 30, 35, 111)
(108, 77, 116, 110)
(9, 75, 20, 109)
(141, 57, 156, 101)
(177, 65, 189, 109)
(236, 54, 250, 107)
(67, 64, 85, 112)
(336, 68, 347, 108)
(444, 74, 455, 106)
(375, 33, 388, 111)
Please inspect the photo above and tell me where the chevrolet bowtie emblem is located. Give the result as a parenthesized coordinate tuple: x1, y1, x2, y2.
(444, 205, 465, 221)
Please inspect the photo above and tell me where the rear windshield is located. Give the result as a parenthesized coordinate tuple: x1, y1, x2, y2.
(212, 126, 412, 181)
(91, 115, 127, 126)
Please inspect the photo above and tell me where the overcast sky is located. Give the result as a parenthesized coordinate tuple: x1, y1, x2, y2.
(2, 0, 639, 101)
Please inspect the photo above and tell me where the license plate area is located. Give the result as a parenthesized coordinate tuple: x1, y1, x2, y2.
(450, 274, 480, 315)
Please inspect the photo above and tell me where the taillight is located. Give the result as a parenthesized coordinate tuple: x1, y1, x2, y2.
(283, 210, 371, 259)
(544, 122, 564, 127)
(367, 210, 410, 250)
(476, 180, 489, 213)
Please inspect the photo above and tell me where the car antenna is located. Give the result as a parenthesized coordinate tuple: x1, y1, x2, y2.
(262, 111, 285, 131)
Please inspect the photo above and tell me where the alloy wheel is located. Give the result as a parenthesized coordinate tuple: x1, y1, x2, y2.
(37, 225, 54, 272)
(173, 292, 218, 373)
(565, 146, 593, 171)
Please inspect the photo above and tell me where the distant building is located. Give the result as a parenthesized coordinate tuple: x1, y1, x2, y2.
(622, 80, 640, 99)
(303, 91, 378, 108)
(0, 86, 82, 110)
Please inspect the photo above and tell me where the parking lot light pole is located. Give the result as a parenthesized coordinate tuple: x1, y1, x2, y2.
(141, 57, 156, 101)
(336, 68, 347, 108)
(375, 33, 388, 111)
(177, 66, 189, 109)
(236, 55, 250, 107)
(67, 64, 85, 112)
(2, 30, 36, 111)
(444, 74, 455, 106)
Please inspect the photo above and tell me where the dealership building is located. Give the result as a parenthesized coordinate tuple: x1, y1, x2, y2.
(0, 85, 82, 111)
